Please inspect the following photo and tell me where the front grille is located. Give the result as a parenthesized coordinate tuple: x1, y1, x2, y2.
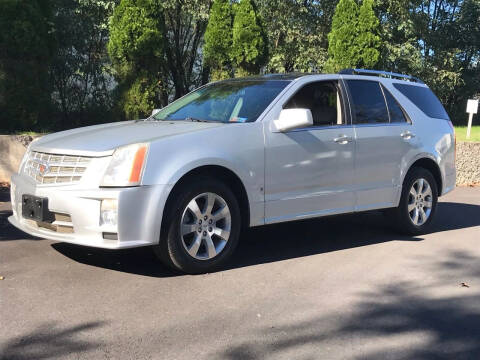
(24, 151, 91, 184)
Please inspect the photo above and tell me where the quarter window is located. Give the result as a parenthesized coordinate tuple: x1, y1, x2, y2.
(284, 81, 344, 126)
(346, 80, 389, 124)
(393, 83, 449, 120)
(382, 86, 409, 123)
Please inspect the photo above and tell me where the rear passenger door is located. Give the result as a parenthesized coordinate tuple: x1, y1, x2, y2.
(344, 79, 415, 211)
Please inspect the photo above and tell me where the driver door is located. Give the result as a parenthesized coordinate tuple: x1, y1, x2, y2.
(264, 79, 356, 223)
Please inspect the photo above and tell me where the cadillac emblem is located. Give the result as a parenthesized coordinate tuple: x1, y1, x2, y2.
(36, 161, 50, 177)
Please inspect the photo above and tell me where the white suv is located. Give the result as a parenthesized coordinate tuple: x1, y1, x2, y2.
(9, 69, 456, 273)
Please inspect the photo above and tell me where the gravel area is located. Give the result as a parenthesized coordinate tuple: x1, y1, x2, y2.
(456, 141, 480, 185)
(14, 134, 36, 148)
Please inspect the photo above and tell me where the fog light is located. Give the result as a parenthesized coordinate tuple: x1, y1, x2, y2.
(100, 199, 118, 226)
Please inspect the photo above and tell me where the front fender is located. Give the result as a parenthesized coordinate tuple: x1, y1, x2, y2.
(141, 123, 265, 227)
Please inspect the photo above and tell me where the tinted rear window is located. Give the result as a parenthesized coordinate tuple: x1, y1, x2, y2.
(393, 83, 449, 120)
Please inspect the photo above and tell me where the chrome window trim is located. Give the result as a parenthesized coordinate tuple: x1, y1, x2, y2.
(353, 122, 412, 128)
(287, 124, 355, 133)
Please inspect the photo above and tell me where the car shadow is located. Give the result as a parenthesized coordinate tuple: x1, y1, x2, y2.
(0, 209, 41, 241)
(50, 201, 480, 278)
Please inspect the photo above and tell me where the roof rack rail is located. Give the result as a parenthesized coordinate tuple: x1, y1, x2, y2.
(338, 68, 424, 84)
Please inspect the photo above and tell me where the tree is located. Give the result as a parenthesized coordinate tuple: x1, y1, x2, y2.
(355, 0, 380, 68)
(51, 0, 118, 129)
(204, 0, 233, 80)
(231, 0, 268, 76)
(160, 0, 211, 98)
(375, 0, 479, 123)
(108, 0, 166, 119)
(326, 0, 360, 72)
(0, 0, 54, 132)
(257, 0, 335, 73)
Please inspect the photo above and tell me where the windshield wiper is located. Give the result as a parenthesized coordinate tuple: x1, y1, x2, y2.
(184, 117, 212, 123)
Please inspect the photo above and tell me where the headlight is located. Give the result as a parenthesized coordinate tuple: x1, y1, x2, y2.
(19, 138, 40, 173)
(101, 143, 149, 187)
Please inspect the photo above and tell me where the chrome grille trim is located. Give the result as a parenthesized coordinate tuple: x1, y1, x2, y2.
(24, 151, 92, 184)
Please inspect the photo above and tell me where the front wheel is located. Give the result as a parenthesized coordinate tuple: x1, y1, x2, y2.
(391, 167, 438, 235)
(154, 178, 241, 274)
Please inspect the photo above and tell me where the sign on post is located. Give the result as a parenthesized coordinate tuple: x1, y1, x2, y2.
(466, 99, 478, 139)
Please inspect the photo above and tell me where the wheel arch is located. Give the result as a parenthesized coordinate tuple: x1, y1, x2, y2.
(161, 165, 251, 236)
(404, 157, 443, 195)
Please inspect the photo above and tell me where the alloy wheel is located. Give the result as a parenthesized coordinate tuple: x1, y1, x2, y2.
(180, 192, 232, 260)
(407, 178, 433, 226)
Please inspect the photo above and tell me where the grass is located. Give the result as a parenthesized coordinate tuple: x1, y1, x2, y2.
(454, 125, 480, 142)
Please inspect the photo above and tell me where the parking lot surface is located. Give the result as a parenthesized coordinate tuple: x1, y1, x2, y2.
(1, 187, 480, 359)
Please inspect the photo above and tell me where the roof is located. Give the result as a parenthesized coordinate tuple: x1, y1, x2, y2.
(220, 69, 425, 84)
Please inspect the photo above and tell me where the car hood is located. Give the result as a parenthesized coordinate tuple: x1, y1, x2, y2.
(31, 120, 225, 156)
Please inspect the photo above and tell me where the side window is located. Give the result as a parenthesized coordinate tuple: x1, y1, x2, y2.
(346, 80, 389, 124)
(381, 85, 409, 123)
(284, 81, 344, 126)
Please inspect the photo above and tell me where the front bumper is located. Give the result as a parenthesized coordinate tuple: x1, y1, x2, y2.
(8, 173, 172, 249)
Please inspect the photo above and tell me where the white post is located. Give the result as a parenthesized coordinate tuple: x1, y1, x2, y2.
(467, 112, 473, 139)
(466, 99, 478, 140)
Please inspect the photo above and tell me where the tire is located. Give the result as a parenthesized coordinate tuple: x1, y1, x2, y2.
(153, 177, 241, 274)
(391, 167, 438, 235)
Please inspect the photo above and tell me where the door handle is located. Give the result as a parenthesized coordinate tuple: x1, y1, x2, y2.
(401, 131, 416, 140)
(334, 135, 353, 144)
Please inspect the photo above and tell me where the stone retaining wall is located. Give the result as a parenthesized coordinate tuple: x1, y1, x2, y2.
(0, 135, 34, 183)
(0, 135, 479, 186)
(456, 141, 480, 185)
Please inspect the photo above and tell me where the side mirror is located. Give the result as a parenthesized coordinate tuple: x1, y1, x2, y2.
(272, 108, 313, 132)
(151, 109, 161, 116)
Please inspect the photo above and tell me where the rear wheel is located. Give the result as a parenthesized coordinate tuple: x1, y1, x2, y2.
(391, 167, 438, 235)
(154, 177, 241, 274)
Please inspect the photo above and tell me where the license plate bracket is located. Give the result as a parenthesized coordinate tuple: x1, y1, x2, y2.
(22, 194, 55, 222)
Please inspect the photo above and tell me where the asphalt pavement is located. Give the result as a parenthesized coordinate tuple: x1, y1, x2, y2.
(1, 187, 480, 359)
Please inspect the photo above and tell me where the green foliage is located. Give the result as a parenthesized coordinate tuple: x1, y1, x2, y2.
(0, 0, 54, 132)
(326, 0, 360, 72)
(375, 0, 480, 123)
(51, 0, 118, 129)
(204, 0, 233, 80)
(120, 74, 158, 118)
(108, 0, 165, 119)
(160, 0, 211, 98)
(327, 0, 381, 72)
(231, 0, 268, 76)
(355, 0, 380, 68)
(257, 0, 334, 73)
(0, 0, 479, 131)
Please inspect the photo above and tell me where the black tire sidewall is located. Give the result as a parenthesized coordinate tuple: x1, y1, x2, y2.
(397, 167, 438, 235)
(162, 178, 241, 274)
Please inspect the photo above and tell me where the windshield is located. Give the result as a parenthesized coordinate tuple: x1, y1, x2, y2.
(153, 80, 290, 123)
